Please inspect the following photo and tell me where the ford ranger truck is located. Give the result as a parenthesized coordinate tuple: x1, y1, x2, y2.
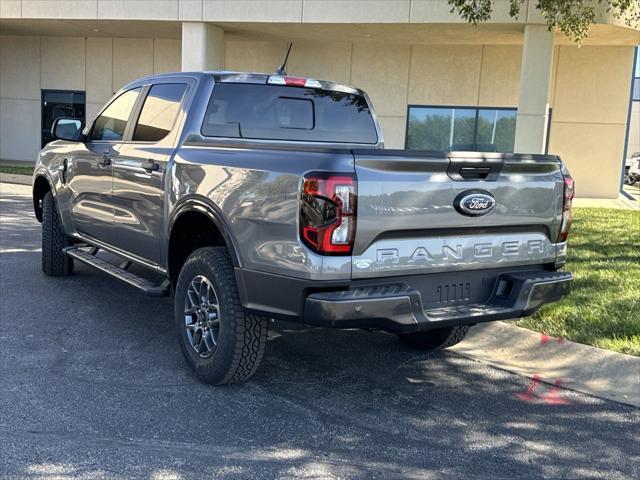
(33, 72, 573, 385)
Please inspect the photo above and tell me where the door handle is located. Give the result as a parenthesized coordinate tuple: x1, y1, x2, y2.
(97, 155, 111, 167)
(61, 158, 69, 184)
(142, 159, 160, 173)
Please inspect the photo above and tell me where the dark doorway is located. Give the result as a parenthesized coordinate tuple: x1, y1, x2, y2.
(41, 90, 86, 147)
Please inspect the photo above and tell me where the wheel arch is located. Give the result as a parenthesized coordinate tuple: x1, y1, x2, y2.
(32, 173, 54, 223)
(167, 196, 242, 286)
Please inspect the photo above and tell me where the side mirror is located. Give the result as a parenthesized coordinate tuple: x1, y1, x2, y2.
(51, 118, 83, 142)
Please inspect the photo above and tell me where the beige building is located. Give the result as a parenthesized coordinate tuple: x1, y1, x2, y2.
(1, 0, 638, 197)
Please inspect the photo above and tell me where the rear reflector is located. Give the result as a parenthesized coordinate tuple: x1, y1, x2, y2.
(268, 75, 322, 88)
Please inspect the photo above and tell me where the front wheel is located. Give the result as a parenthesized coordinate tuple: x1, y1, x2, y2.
(174, 247, 268, 385)
(398, 325, 470, 351)
(41, 192, 74, 276)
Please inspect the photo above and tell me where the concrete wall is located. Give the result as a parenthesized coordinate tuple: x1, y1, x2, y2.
(0, 32, 635, 197)
(0, 35, 180, 162)
(549, 45, 635, 197)
(1, 0, 631, 28)
(2, 35, 525, 160)
(226, 39, 635, 198)
(224, 40, 524, 149)
(0, 0, 547, 24)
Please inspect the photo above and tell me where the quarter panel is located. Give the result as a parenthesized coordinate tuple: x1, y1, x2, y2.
(170, 145, 355, 280)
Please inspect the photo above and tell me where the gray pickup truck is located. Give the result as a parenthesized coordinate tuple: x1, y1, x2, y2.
(33, 71, 574, 385)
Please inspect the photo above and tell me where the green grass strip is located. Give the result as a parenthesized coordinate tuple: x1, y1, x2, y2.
(516, 208, 640, 356)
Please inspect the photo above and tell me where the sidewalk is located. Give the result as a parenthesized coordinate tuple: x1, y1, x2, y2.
(0, 173, 31, 186)
(452, 322, 640, 408)
(573, 184, 639, 210)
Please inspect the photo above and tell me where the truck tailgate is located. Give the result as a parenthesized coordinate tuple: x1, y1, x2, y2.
(351, 150, 565, 278)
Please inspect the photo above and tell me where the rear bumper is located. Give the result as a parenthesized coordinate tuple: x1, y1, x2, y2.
(303, 270, 572, 333)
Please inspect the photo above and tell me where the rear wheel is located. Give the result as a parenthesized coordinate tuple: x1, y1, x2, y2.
(398, 325, 469, 351)
(41, 191, 74, 276)
(174, 247, 268, 385)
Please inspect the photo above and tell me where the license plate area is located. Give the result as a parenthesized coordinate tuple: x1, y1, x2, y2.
(414, 270, 497, 309)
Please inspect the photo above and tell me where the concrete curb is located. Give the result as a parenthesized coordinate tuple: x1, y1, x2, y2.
(451, 322, 640, 408)
(574, 197, 639, 210)
(0, 174, 32, 186)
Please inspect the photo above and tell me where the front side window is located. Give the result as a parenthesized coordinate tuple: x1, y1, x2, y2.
(202, 83, 378, 144)
(133, 83, 188, 142)
(90, 88, 141, 141)
(406, 106, 517, 153)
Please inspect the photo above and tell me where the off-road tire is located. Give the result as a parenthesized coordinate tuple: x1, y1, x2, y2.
(41, 191, 74, 276)
(174, 247, 268, 385)
(398, 325, 470, 351)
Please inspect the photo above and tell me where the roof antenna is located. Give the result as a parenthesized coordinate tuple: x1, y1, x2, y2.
(275, 42, 293, 75)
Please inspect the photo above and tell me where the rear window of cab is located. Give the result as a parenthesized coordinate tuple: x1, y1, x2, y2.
(201, 83, 378, 144)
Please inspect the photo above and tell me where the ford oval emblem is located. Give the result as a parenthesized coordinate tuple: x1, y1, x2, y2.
(454, 191, 496, 216)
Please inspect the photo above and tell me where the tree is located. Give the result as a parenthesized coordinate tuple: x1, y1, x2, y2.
(448, 0, 640, 43)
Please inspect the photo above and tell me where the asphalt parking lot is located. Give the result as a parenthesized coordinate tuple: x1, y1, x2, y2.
(1, 182, 638, 480)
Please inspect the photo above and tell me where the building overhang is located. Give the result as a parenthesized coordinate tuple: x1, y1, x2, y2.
(1, 18, 638, 46)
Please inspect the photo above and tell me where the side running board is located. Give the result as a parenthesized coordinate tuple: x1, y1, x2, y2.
(63, 246, 170, 297)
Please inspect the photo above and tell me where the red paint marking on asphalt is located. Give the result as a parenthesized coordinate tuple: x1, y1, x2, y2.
(541, 379, 573, 405)
(544, 382, 571, 405)
(515, 376, 573, 405)
(515, 375, 542, 403)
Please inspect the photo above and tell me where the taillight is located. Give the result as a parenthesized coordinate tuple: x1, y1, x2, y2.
(300, 173, 357, 255)
(558, 176, 575, 242)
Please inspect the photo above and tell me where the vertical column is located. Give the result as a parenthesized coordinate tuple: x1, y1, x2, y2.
(514, 25, 555, 154)
(181, 22, 225, 71)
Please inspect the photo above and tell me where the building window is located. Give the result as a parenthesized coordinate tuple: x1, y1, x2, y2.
(406, 106, 518, 153)
(41, 90, 85, 147)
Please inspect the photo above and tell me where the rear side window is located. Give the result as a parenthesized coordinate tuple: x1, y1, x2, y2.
(133, 83, 187, 142)
(201, 83, 378, 144)
(90, 88, 141, 141)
